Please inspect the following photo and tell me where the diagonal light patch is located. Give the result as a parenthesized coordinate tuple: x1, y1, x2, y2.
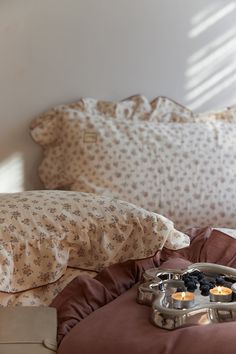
(188, 26, 236, 65)
(186, 27, 236, 91)
(189, 2, 236, 38)
(186, 64, 236, 101)
(186, 36, 236, 78)
(186, 61, 232, 91)
(189, 72, 236, 110)
(191, 3, 223, 26)
(0, 153, 24, 192)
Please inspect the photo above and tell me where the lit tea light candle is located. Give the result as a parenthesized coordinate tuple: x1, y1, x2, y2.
(172, 291, 195, 309)
(209, 286, 232, 302)
(231, 283, 236, 301)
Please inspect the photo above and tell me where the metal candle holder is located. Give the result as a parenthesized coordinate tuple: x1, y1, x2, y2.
(209, 286, 232, 302)
(172, 291, 195, 309)
(231, 283, 236, 300)
(137, 263, 236, 330)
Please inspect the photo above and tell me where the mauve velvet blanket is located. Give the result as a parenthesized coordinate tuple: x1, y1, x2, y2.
(51, 228, 236, 354)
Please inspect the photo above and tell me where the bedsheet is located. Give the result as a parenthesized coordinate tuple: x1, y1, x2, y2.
(0, 268, 97, 306)
(51, 227, 236, 354)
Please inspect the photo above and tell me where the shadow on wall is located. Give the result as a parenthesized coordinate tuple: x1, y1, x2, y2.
(185, 1, 236, 111)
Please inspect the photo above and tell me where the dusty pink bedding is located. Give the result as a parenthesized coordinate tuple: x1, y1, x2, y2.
(51, 228, 236, 354)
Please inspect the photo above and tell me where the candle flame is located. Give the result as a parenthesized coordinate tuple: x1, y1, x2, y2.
(217, 286, 222, 294)
(181, 292, 186, 300)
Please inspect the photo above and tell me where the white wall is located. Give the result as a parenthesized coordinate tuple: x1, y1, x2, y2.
(1, 0, 236, 191)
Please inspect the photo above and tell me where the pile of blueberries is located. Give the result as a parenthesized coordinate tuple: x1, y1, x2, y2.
(181, 270, 226, 296)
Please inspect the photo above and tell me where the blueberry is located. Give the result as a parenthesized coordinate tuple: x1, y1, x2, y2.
(187, 281, 197, 292)
(177, 287, 185, 292)
(192, 276, 199, 283)
(188, 276, 198, 284)
(185, 280, 197, 289)
(215, 276, 225, 286)
(200, 284, 208, 291)
(182, 274, 189, 281)
(201, 290, 210, 296)
(200, 284, 210, 296)
(209, 280, 216, 286)
(190, 270, 201, 277)
(184, 278, 191, 286)
(199, 279, 209, 286)
(208, 283, 215, 289)
(200, 281, 211, 288)
(197, 273, 205, 280)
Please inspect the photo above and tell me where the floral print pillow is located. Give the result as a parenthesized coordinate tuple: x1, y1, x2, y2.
(30, 95, 193, 191)
(0, 268, 97, 307)
(0, 190, 189, 293)
(31, 96, 236, 231)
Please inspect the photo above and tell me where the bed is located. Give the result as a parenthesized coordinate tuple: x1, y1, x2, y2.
(53, 227, 236, 354)
(1, 95, 236, 353)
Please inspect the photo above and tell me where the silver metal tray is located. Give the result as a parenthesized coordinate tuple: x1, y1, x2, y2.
(137, 263, 236, 329)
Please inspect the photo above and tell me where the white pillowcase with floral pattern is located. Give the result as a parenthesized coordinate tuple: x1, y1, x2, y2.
(31, 102, 236, 231)
(0, 190, 189, 293)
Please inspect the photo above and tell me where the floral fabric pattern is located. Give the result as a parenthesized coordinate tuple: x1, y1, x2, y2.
(0, 268, 97, 307)
(0, 190, 189, 293)
(30, 96, 236, 232)
(31, 98, 236, 231)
